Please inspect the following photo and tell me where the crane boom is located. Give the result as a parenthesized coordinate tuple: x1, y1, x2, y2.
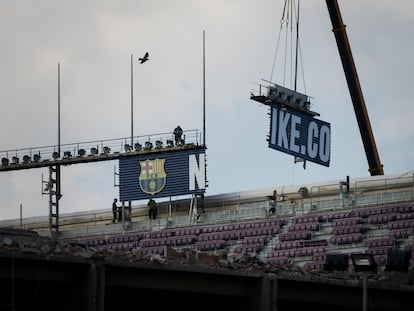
(325, 0, 384, 176)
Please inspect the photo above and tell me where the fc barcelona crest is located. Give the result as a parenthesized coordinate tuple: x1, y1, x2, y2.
(138, 158, 167, 195)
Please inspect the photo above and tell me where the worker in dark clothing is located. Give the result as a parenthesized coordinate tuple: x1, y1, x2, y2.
(148, 198, 157, 219)
(118, 204, 123, 223)
(173, 125, 183, 146)
(112, 198, 118, 223)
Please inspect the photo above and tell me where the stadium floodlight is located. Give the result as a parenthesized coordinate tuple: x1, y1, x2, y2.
(144, 141, 153, 150)
(124, 144, 132, 152)
(12, 156, 19, 164)
(33, 154, 41, 162)
(351, 254, 377, 273)
(63, 151, 72, 158)
(90, 147, 98, 155)
(1, 157, 9, 166)
(78, 149, 86, 157)
(103, 146, 111, 155)
(134, 143, 142, 152)
(23, 155, 31, 163)
(324, 254, 349, 272)
(166, 139, 174, 147)
(386, 249, 411, 272)
(52, 152, 60, 160)
(155, 140, 163, 149)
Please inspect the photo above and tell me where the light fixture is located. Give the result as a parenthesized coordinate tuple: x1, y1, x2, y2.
(134, 143, 142, 151)
(324, 254, 349, 272)
(78, 149, 86, 156)
(144, 141, 153, 150)
(63, 151, 72, 158)
(90, 147, 98, 155)
(155, 140, 163, 149)
(12, 156, 19, 164)
(52, 152, 60, 159)
(23, 155, 31, 163)
(1, 158, 9, 166)
(386, 249, 411, 272)
(166, 139, 174, 147)
(351, 253, 377, 273)
(33, 154, 41, 162)
(124, 144, 132, 152)
(103, 146, 111, 154)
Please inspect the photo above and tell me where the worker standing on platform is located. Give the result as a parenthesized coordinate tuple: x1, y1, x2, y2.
(173, 125, 183, 146)
(112, 198, 118, 223)
(118, 204, 123, 223)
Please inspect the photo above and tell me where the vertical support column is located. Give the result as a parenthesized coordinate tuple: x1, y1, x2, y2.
(48, 165, 61, 234)
(86, 262, 106, 311)
(257, 273, 278, 311)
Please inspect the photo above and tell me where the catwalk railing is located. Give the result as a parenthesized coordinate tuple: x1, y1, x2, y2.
(0, 129, 203, 171)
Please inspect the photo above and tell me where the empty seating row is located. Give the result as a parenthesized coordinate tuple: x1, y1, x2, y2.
(353, 204, 414, 218)
(292, 214, 322, 224)
(233, 243, 263, 254)
(288, 222, 320, 232)
(140, 227, 276, 250)
(174, 227, 202, 236)
(242, 235, 269, 245)
(367, 213, 397, 225)
(329, 233, 362, 245)
(85, 232, 143, 246)
(273, 239, 327, 251)
(279, 230, 312, 242)
(389, 228, 413, 239)
(366, 237, 395, 248)
(194, 239, 226, 251)
(197, 227, 276, 242)
(274, 240, 303, 250)
(106, 242, 136, 251)
(395, 212, 414, 220)
(139, 235, 195, 247)
(201, 219, 285, 234)
(331, 216, 362, 227)
(326, 211, 352, 221)
(387, 219, 414, 230)
(267, 246, 324, 259)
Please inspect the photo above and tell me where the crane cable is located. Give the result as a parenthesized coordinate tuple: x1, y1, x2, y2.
(269, 0, 307, 95)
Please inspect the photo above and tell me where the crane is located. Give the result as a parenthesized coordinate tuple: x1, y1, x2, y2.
(325, 0, 384, 176)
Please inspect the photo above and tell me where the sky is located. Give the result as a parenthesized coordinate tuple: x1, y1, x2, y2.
(0, 0, 413, 220)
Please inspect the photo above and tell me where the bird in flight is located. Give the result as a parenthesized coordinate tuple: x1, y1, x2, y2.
(139, 52, 149, 64)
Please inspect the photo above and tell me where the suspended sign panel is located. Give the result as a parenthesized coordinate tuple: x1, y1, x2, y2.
(268, 105, 331, 167)
(119, 148, 206, 202)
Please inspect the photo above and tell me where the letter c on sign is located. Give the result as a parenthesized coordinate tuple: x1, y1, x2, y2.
(307, 121, 318, 159)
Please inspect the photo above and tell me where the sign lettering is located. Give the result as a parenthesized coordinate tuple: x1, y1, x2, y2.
(269, 106, 331, 167)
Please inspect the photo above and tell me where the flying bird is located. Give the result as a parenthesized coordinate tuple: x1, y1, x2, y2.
(139, 52, 149, 64)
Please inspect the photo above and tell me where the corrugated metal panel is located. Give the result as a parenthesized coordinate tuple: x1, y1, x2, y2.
(268, 105, 331, 167)
(119, 147, 206, 202)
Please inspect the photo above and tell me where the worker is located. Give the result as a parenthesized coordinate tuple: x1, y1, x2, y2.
(148, 198, 157, 220)
(112, 198, 118, 223)
(173, 125, 183, 146)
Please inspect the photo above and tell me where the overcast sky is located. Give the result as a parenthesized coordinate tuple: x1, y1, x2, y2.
(0, 0, 413, 220)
